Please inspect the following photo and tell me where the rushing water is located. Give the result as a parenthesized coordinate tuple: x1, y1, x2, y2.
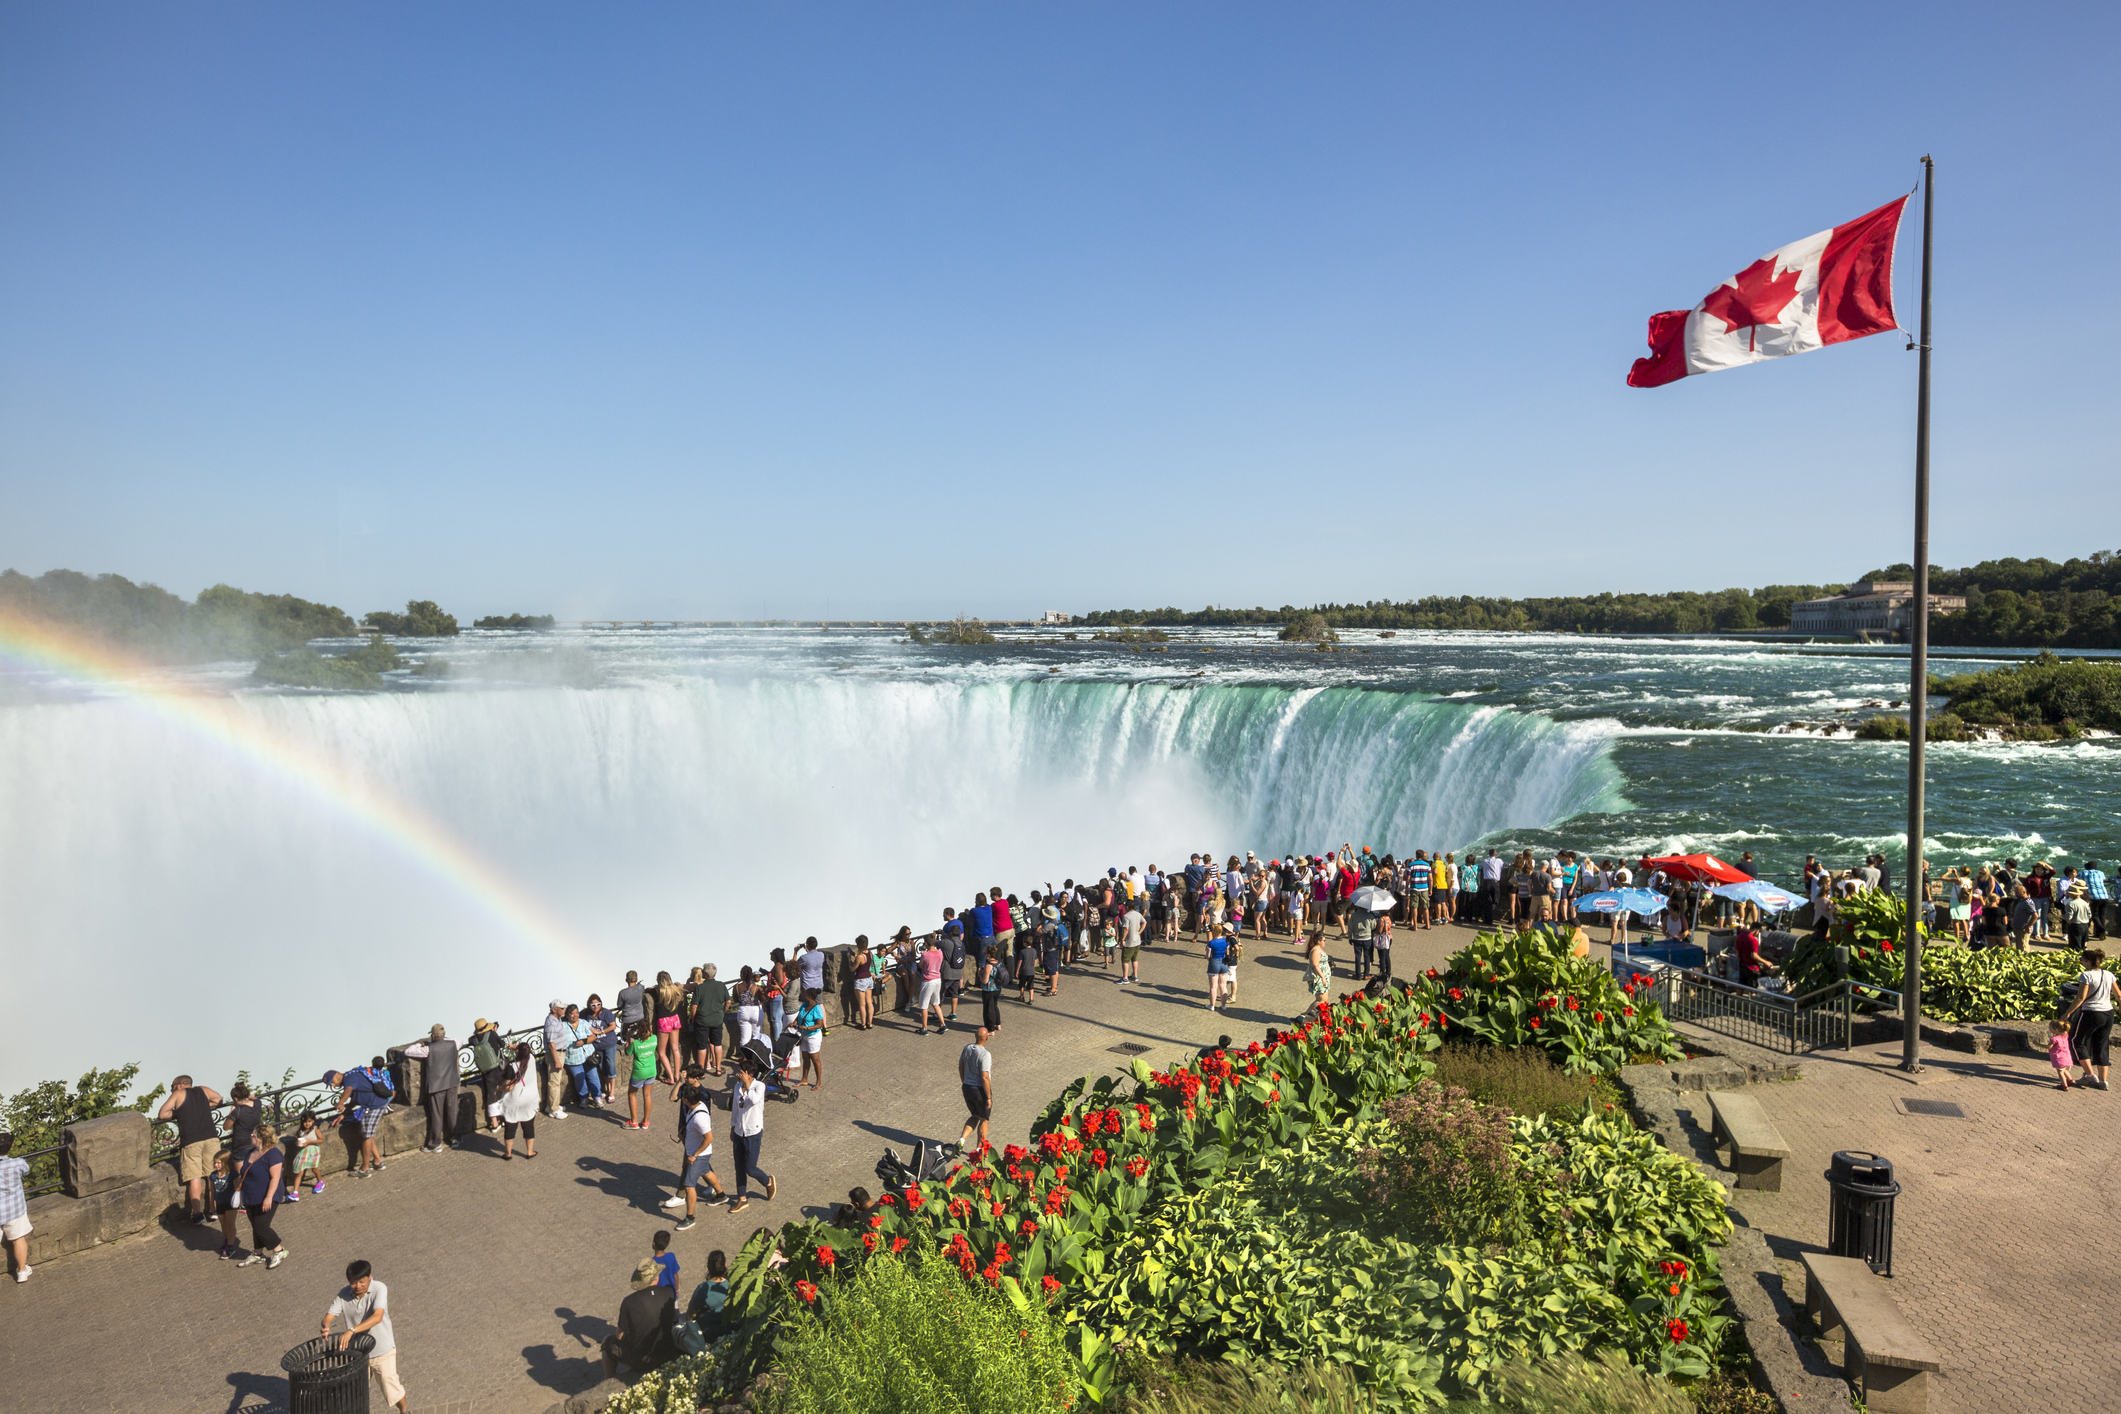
(3, 626, 2116, 1091)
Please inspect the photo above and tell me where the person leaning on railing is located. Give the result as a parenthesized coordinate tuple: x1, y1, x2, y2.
(468, 1020, 509, 1132)
(155, 1075, 225, 1225)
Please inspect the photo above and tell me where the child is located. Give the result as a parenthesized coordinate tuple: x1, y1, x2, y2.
(651, 1230, 679, 1291)
(1100, 918, 1117, 969)
(2049, 1019, 2075, 1091)
(210, 1150, 242, 1259)
(284, 1114, 324, 1200)
(1374, 911, 1394, 980)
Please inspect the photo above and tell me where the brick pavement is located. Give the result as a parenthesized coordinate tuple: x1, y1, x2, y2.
(0, 918, 1475, 1414)
(1665, 1030, 2121, 1414)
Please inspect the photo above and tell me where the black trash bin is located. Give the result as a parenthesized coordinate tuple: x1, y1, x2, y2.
(1826, 1149, 1900, 1277)
(283, 1332, 375, 1414)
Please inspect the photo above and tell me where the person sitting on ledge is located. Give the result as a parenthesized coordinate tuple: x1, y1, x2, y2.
(601, 1257, 677, 1380)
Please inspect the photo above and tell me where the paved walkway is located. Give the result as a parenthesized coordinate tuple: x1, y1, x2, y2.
(0, 920, 1473, 1414)
(1667, 1026, 2121, 1414)
(6, 916, 2090, 1414)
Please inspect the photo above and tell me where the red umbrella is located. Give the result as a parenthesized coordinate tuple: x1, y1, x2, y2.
(1642, 853, 1750, 885)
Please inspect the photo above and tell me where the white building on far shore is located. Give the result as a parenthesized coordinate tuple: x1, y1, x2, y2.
(1040, 610, 1073, 624)
(1789, 581, 1966, 637)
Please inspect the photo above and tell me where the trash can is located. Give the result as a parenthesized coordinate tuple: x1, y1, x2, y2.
(1826, 1150, 1900, 1277)
(283, 1332, 375, 1414)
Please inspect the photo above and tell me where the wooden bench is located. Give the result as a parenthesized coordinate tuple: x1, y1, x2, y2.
(1707, 1089, 1792, 1191)
(1802, 1251, 1944, 1414)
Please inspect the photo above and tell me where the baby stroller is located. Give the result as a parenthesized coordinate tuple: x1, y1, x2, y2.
(874, 1138, 958, 1191)
(739, 1036, 801, 1103)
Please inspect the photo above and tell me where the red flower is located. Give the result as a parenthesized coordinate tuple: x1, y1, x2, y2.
(1528, 1017, 1541, 1028)
(1091, 1149, 1109, 1170)
(795, 1279, 819, 1304)
(1448, 988, 1463, 1001)
(1882, 941, 1894, 952)
(816, 1245, 836, 1267)
(1660, 1259, 1689, 1278)
(1666, 1318, 1688, 1343)
(1669, 1283, 1681, 1296)
(1566, 997, 1580, 1010)
(869, 1214, 885, 1228)
(1593, 1012, 1604, 1023)
(1043, 1186, 1073, 1215)
(1425, 968, 1439, 978)
(1267, 1090, 1280, 1103)
(904, 1184, 924, 1206)
(1136, 1105, 1156, 1131)
(1021, 1218, 1040, 1236)
(991, 1201, 1005, 1218)
(1623, 1007, 1635, 1018)
(862, 1233, 877, 1251)
(1125, 1156, 1149, 1178)
(890, 1237, 909, 1254)
(1042, 1275, 1062, 1294)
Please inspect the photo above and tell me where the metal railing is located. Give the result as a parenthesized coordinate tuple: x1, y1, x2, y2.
(1620, 961, 1902, 1055)
(23, 1022, 555, 1201)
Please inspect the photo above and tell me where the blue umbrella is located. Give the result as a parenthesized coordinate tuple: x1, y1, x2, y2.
(1710, 879, 1805, 912)
(1575, 888, 1669, 915)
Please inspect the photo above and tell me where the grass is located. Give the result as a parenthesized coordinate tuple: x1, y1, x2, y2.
(1430, 1042, 1599, 1120)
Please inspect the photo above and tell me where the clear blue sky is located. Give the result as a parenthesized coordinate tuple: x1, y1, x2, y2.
(3, 3, 2115, 621)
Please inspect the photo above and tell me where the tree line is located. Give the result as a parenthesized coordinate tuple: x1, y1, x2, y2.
(1081, 550, 2121, 646)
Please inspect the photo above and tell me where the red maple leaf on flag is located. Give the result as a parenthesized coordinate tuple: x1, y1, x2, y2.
(1700, 255, 1803, 349)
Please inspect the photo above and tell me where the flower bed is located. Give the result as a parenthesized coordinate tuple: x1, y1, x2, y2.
(1785, 890, 2077, 1022)
(706, 948, 1724, 1409)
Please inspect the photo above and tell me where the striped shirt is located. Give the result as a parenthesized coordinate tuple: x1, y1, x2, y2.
(1409, 861, 1432, 891)
(0, 1155, 28, 1225)
(2087, 870, 2110, 902)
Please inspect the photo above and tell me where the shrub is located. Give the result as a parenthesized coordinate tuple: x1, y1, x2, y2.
(933, 615, 999, 645)
(758, 1242, 1074, 1414)
(1409, 931, 1686, 1074)
(253, 635, 402, 689)
(1442, 1349, 1693, 1413)
(2, 1065, 163, 1195)
(1685, 1370, 1779, 1414)
(1431, 1042, 1597, 1120)
(1124, 1359, 1377, 1413)
(1358, 1081, 1528, 1246)
(363, 599, 458, 636)
(1788, 926, 2075, 1023)
(1279, 613, 1337, 643)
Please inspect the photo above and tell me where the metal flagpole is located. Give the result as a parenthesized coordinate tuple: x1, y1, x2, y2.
(1901, 155, 1935, 1074)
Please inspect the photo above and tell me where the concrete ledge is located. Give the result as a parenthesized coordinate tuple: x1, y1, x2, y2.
(24, 1164, 180, 1265)
(1720, 1226, 1860, 1414)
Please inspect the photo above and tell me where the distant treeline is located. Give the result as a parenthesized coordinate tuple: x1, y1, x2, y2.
(1858, 652, 2121, 740)
(473, 613, 555, 630)
(1082, 551, 2121, 646)
(1081, 585, 1839, 634)
(0, 568, 355, 661)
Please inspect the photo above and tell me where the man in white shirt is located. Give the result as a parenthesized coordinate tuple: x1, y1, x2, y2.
(662, 1084, 724, 1227)
(323, 1260, 406, 1412)
(540, 1002, 572, 1120)
(1119, 902, 1146, 984)
(726, 1059, 774, 1215)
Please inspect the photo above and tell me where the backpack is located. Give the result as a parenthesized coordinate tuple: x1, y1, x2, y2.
(671, 1316, 706, 1357)
(946, 936, 967, 971)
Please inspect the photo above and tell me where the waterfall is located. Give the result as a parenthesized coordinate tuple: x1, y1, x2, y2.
(0, 676, 1624, 1090)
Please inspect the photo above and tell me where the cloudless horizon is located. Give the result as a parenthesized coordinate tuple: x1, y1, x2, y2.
(3, 4, 2116, 622)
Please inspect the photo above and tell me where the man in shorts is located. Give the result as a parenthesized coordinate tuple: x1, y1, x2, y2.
(1, 1133, 32, 1283)
(156, 1073, 225, 1223)
(958, 1027, 993, 1152)
(327, 1060, 395, 1178)
(661, 1083, 725, 1228)
(689, 965, 728, 1076)
(915, 933, 946, 1036)
(1118, 898, 1145, 984)
(323, 1260, 408, 1412)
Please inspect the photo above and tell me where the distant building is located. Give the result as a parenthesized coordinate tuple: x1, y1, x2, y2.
(1041, 610, 1073, 625)
(1789, 581, 1966, 637)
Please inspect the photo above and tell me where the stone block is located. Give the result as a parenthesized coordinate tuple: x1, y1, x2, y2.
(562, 1376, 629, 1413)
(25, 1164, 181, 1264)
(62, 1110, 151, 1197)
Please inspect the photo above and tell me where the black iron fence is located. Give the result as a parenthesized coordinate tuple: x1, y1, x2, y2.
(23, 1023, 554, 1201)
(1619, 963, 1902, 1055)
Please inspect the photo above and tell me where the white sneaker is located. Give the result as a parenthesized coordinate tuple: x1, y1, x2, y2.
(660, 1195, 687, 1208)
(14, 1267, 28, 1283)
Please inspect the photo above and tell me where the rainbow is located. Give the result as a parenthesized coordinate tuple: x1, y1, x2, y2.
(0, 613, 597, 978)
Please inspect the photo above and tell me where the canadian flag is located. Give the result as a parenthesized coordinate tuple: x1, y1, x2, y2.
(1627, 197, 1907, 388)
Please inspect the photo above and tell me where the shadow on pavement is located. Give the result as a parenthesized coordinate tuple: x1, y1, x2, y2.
(223, 1370, 284, 1414)
(573, 1155, 678, 1214)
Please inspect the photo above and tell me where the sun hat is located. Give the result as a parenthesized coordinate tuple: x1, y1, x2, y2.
(473, 1019, 496, 1034)
(1042, 906, 1060, 921)
(550, 998, 567, 1010)
(631, 1258, 661, 1291)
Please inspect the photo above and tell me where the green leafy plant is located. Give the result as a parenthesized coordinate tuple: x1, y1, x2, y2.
(2, 1064, 164, 1194)
(1408, 931, 1686, 1074)
(1918, 946, 2077, 1022)
(758, 1240, 1074, 1414)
